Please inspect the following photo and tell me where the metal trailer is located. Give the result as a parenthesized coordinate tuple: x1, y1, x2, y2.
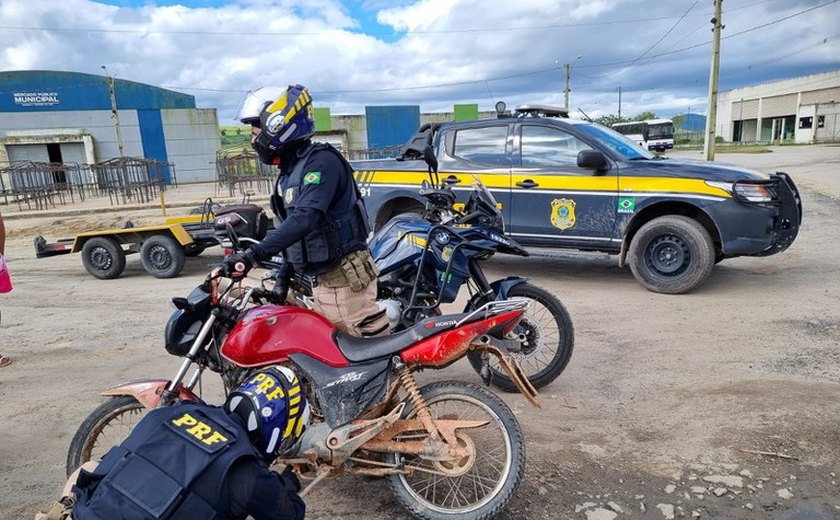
(33, 212, 219, 280)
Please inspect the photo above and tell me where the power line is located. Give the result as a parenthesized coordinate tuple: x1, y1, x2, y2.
(577, 0, 840, 70)
(307, 0, 840, 95)
(597, 0, 700, 80)
(6, 0, 833, 99)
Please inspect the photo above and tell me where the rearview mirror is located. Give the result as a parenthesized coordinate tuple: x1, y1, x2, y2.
(577, 150, 609, 173)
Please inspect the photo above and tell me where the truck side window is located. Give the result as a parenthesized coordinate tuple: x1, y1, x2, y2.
(452, 126, 509, 165)
(521, 126, 591, 168)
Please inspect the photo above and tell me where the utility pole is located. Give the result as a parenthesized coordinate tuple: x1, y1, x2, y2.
(564, 63, 571, 109)
(704, 0, 723, 161)
(618, 87, 622, 119)
(102, 65, 125, 158)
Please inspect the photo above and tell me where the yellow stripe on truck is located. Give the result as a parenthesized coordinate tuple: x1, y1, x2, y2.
(356, 170, 730, 198)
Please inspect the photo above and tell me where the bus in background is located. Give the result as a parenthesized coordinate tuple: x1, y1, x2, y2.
(611, 119, 674, 152)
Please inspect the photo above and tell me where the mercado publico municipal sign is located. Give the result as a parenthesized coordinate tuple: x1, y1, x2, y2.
(13, 91, 60, 107)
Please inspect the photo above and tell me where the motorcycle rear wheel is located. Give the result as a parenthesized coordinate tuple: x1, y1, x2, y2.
(466, 282, 574, 392)
(66, 396, 146, 476)
(386, 382, 524, 520)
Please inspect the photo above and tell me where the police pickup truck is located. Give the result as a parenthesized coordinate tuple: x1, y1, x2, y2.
(351, 104, 801, 294)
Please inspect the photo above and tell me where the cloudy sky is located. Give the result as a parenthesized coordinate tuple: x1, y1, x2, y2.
(1, 0, 838, 120)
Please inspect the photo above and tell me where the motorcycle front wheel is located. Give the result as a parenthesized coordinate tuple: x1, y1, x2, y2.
(386, 382, 525, 520)
(66, 396, 147, 476)
(466, 282, 574, 392)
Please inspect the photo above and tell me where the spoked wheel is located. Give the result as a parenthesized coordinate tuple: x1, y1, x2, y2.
(466, 282, 574, 392)
(387, 382, 525, 520)
(66, 396, 147, 476)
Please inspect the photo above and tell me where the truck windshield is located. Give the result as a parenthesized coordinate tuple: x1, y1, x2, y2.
(576, 124, 655, 160)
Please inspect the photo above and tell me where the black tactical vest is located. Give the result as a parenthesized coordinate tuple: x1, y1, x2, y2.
(73, 403, 259, 520)
(270, 143, 371, 274)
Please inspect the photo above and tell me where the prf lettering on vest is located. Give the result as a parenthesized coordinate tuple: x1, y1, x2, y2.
(249, 373, 284, 401)
(171, 413, 229, 446)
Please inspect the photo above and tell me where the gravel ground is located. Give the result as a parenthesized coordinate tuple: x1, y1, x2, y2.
(1, 144, 839, 520)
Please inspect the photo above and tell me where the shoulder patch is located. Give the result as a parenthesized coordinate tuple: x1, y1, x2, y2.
(303, 171, 322, 185)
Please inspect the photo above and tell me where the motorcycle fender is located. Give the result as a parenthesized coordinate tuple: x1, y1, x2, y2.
(489, 277, 528, 300)
(101, 379, 199, 410)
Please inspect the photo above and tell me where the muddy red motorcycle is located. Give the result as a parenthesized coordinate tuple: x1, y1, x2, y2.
(67, 264, 540, 520)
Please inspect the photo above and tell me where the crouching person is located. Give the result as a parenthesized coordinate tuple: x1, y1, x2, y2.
(39, 367, 310, 520)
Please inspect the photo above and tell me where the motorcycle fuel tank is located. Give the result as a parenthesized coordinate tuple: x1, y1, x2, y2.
(369, 214, 431, 275)
(221, 305, 349, 368)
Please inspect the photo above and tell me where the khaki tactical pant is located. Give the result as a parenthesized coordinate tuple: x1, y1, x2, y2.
(313, 250, 389, 337)
(35, 462, 97, 520)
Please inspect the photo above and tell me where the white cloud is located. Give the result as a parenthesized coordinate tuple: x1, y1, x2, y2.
(0, 0, 837, 120)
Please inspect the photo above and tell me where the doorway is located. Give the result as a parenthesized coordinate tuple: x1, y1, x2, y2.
(46, 143, 68, 184)
(771, 117, 785, 142)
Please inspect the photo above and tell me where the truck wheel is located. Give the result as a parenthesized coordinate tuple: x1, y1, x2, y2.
(628, 215, 714, 294)
(81, 237, 126, 279)
(140, 235, 185, 278)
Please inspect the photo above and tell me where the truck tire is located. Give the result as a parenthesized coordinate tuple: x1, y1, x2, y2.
(140, 235, 186, 278)
(628, 215, 714, 294)
(81, 237, 126, 279)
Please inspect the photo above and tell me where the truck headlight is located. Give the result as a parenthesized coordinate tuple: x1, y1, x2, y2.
(705, 180, 773, 203)
(733, 182, 773, 203)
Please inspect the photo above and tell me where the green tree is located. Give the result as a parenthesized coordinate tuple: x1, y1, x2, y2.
(631, 111, 657, 121)
(594, 114, 627, 127)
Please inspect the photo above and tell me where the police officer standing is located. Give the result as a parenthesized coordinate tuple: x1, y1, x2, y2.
(225, 84, 388, 338)
(39, 367, 308, 520)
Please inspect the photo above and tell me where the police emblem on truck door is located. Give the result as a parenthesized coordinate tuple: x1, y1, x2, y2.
(550, 198, 576, 231)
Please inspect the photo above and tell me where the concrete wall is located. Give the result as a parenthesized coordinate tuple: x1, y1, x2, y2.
(0, 109, 143, 163)
(717, 69, 840, 142)
(0, 108, 220, 183)
(160, 108, 220, 183)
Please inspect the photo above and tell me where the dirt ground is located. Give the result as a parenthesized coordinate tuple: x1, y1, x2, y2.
(1, 145, 839, 520)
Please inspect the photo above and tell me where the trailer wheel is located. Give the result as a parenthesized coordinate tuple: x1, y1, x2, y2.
(140, 235, 185, 278)
(81, 237, 126, 280)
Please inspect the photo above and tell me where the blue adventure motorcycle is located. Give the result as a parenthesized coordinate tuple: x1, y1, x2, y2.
(368, 146, 574, 391)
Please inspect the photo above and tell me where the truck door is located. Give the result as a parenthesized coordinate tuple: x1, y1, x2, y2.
(437, 123, 512, 224)
(508, 123, 618, 248)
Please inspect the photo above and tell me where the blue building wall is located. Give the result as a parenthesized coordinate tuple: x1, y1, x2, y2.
(137, 109, 171, 183)
(0, 70, 195, 113)
(365, 105, 420, 153)
(0, 71, 201, 181)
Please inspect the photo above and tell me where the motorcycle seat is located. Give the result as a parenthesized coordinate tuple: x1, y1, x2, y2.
(335, 313, 471, 363)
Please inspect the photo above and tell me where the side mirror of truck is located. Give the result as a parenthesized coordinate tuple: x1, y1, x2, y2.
(577, 150, 609, 174)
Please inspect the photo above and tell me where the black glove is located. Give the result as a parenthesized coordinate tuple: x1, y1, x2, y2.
(223, 248, 257, 279)
(280, 466, 302, 493)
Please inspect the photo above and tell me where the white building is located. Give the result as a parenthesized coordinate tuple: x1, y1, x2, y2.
(716, 69, 840, 144)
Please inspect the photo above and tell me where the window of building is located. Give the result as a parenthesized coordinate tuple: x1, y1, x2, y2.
(452, 126, 509, 165)
(799, 117, 813, 129)
(818, 115, 826, 128)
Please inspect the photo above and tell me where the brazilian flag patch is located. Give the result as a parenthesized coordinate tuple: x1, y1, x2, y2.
(303, 171, 321, 185)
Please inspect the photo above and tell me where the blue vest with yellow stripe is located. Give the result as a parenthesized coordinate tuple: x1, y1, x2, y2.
(72, 403, 259, 520)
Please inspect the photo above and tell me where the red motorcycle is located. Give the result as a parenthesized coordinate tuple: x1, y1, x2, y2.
(67, 261, 540, 520)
